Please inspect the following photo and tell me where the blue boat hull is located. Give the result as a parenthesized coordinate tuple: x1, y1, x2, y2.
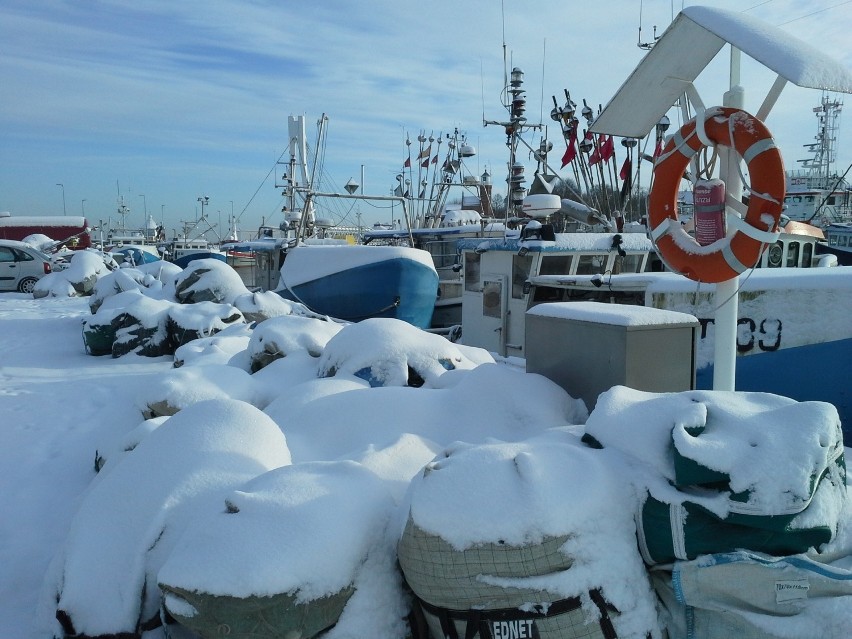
(697, 336, 852, 445)
(172, 252, 227, 269)
(279, 257, 438, 328)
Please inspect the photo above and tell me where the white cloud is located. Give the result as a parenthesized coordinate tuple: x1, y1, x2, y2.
(0, 0, 849, 230)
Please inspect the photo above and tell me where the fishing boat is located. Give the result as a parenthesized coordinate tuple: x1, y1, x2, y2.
(219, 216, 256, 267)
(821, 222, 852, 264)
(457, 6, 852, 440)
(784, 94, 852, 227)
(523, 263, 852, 437)
(108, 244, 163, 266)
(458, 229, 658, 356)
(362, 130, 508, 328)
(100, 192, 165, 248)
(227, 114, 439, 329)
(161, 237, 227, 269)
(159, 210, 227, 269)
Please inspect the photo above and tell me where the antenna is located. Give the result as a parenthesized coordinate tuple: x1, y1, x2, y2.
(637, 0, 658, 50)
(540, 38, 546, 126)
(501, 0, 508, 106)
(481, 58, 486, 126)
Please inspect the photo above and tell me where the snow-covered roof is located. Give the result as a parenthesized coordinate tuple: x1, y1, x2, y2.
(590, 6, 852, 138)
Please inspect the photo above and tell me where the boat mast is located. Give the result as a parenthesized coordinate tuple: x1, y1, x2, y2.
(484, 67, 541, 221)
(798, 93, 843, 188)
(277, 114, 320, 241)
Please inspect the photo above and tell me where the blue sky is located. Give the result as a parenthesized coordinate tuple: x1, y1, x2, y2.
(1, 0, 850, 236)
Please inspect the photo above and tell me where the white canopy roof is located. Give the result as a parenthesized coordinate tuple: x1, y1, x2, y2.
(589, 5, 852, 138)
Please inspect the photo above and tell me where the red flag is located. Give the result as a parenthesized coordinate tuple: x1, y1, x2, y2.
(653, 139, 664, 158)
(431, 154, 438, 165)
(600, 135, 615, 163)
(619, 156, 632, 181)
(561, 129, 578, 168)
(588, 146, 601, 165)
(620, 157, 633, 205)
(589, 134, 612, 166)
(421, 157, 429, 168)
(403, 156, 411, 168)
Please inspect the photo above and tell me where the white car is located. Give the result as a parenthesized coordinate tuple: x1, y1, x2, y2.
(0, 239, 58, 293)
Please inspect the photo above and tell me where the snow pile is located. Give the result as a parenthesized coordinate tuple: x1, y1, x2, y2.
(33, 249, 118, 298)
(158, 461, 407, 639)
(42, 399, 291, 638)
(23, 308, 850, 639)
(247, 313, 343, 372)
(317, 317, 484, 387)
(173, 258, 250, 304)
(81, 261, 248, 358)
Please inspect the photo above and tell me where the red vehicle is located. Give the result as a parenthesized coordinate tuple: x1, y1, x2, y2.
(0, 213, 92, 250)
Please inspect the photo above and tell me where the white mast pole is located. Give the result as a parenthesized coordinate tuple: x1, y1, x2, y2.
(713, 46, 743, 391)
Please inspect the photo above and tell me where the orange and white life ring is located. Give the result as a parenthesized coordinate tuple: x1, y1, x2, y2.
(648, 106, 785, 283)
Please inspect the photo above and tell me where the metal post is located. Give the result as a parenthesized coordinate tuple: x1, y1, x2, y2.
(56, 183, 66, 216)
(713, 47, 744, 392)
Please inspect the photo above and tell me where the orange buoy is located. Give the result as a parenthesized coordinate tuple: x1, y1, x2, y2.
(648, 107, 785, 283)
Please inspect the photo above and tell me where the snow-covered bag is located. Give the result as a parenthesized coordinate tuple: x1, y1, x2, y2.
(159, 460, 403, 639)
(37, 399, 291, 639)
(652, 551, 852, 639)
(397, 433, 663, 639)
(583, 387, 847, 564)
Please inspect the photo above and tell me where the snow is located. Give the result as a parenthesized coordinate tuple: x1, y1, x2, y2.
(0, 291, 850, 638)
(585, 387, 845, 517)
(459, 232, 654, 253)
(528, 300, 698, 327)
(682, 6, 852, 92)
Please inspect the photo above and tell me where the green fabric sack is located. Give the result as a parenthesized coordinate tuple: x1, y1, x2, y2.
(637, 495, 835, 566)
(160, 583, 354, 639)
(82, 321, 118, 356)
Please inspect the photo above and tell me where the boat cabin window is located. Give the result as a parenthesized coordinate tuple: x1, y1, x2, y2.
(839, 235, 849, 247)
(424, 240, 458, 269)
(257, 251, 273, 270)
(786, 241, 800, 268)
(512, 254, 533, 298)
(805, 196, 815, 203)
(530, 284, 645, 307)
(767, 242, 784, 268)
(829, 235, 838, 246)
(539, 254, 573, 276)
(575, 254, 607, 275)
(827, 196, 836, 205)
(619, 253, 646, 274)
(802, 242, 813, 267)
(464, 252, 481, 291)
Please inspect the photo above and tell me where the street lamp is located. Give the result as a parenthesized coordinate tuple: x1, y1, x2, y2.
(197, 196, 209, 221)
(56, 183, 66, 216)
